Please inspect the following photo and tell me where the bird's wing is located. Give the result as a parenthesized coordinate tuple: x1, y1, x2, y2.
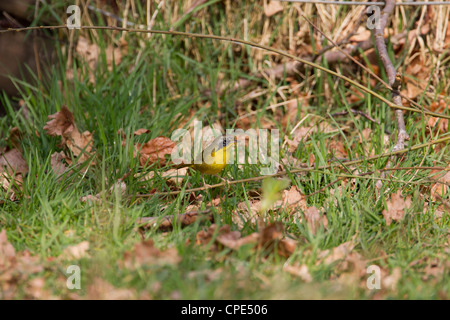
(194, 135, 224, 163)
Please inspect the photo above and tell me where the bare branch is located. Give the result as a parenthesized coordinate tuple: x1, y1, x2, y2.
(373, 0, 409, 152)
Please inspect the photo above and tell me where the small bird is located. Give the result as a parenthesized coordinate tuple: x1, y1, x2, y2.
(177, 135, 237, 185)
(192, 135, 237, 175)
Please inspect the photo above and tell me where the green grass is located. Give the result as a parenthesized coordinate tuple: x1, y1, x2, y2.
(0, 3, 449, 299)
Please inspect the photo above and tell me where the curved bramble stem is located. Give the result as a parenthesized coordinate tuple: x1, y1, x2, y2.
(1, 25, 449, 120)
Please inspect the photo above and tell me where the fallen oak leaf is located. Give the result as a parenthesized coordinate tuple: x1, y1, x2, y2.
(382, 190, 412, 226)
(74, 37, 127, 84)
(44, 105, 95, 163)
(195, 222, 297, 257)
(195, 224, 259, 252)
(0, 229, 16, 268)
(258, 222, 297, 258)
(0, 148, 28, 175)
(283, 264, 313, 283)
(317, 241, 356, 265)
(265, 0, 283, 17)
(61, 241, 90, 260)
(87, 278, 136, 300)
(303, 207, 328, 235)
(5, 127, 22, 151)
(0, 172, 23, 202)
(136, 136, 176, 167)
(0, 230, 44, 300)
(43, 105, 75, 136)
(50, 151, 70, 177)
(118, 130, 176, 168)
(0, 147, 27, 202)
(137, 210, 213, 231)
(122, 239, 181, 270)
(279, 185, 308, 211)
(430, 165, 450, 201)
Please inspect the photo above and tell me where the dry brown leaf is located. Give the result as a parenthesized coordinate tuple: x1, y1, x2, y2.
(285, 122, 335, 153)
(5, 127, 22, 151)
(258, 222, 297, 258)
(349, 26, 371, 42)
(282, 98, 304, 127)
(283, 264, 313, 283)
(382, 267, 401, 291)
(426, 100, 449, 135)
(233, 201, 261, 228)
(303, 207, 328, 235)
(382, 190, 412, 226)
(328, 140, 348, 158)
(61, 241, 90, 260)
(359, 128, 372, 143)
(44, 106, 94, 163)
(135, 136, 175, 167)
(76, 37, 98, 72)
(285, 127, 314, 153)
(133, 128, 151, 136)
(195, 222, 296, 257)
(195, 224, 243, 251)
(50, 151, 69, 177)
(265, 1, 283, 17)
(0, 148, 28, 175)
(0, 229, 16, 269)
(422, 257, 449, 281)
(105, 43, 124, 71)
(0, 229, 44, 300)
(0, 147, 27, 202)
(334, 250, 367, 287)
(401, 55, 430, 100)
(233, 186, 306, 228)
(279, 185, 308, 211)
(318, 241, 355, 265)
(430, 166, 450, 201)
(26, 277, 53, 300)
(122, 239, 181, 270)
(87, 278, 135, 300)
(73, 37, 126, 83)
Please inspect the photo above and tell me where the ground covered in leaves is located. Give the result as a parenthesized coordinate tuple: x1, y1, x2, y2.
(0, 1, 449, 299)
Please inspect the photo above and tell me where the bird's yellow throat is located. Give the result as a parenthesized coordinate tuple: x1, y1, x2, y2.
(192, 143, 233, 175)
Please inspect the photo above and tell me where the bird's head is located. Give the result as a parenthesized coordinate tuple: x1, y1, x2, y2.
(218, 135, 238, 150)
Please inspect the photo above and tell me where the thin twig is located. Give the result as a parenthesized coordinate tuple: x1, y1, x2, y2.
(1, 25, 449, 120)
(374, 0, 409, 152)
(330, 108, 380, 124)
(304, 165, 449, 198)
(134, 135, 450, 197)
(372, 0, 410, 189)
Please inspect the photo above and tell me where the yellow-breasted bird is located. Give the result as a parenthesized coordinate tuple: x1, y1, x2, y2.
(177, 135, 237, 184)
